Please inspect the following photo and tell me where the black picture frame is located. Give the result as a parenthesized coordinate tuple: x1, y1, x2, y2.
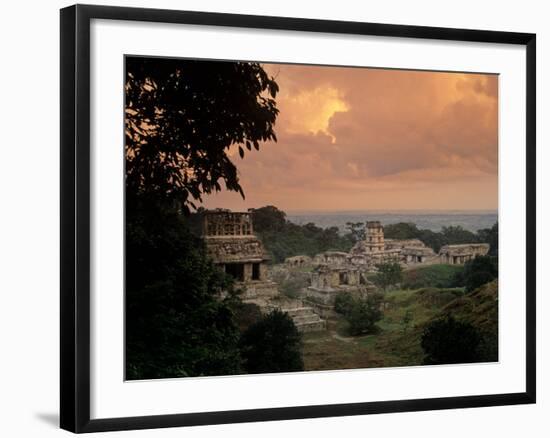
(60, 4, 536, 433)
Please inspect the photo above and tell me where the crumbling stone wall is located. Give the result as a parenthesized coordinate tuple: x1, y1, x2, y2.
(203, 210, 254, 237)
(439, 243, 490, 265)
(284, 255, 313, 268)
(203, 210, 275, 297)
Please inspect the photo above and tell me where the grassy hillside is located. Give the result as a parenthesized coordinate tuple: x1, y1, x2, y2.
(438, 280, 498, 333)
(302, 280, 498, 370)
(402, 264, 464, 289)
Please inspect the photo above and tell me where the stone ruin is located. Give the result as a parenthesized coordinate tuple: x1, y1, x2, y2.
(203, 210, 325, 332)
(293, 221, 490, 316)
(285, 255, 312, 268)
(203, 211, 490, 333)
(349, 221, 402, 267)
(203, 210, 277, 302)
(305, 262, 376, 318)
(348, 221, 489, 268)
(439, 243, 490, 265)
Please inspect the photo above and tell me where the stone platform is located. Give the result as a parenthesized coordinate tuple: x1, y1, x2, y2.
(284, 306, 327, 333)
(263, 298, 327, 333)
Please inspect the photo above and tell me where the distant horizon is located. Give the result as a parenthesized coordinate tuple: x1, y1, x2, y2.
(198, 206, 498, 215)
(285, 208, 498, 215)
(284, 209, 498, 233)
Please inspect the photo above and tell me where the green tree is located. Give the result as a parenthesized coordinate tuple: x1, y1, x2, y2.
(372, 262, 403, 291)
(125, 57, 279, 211)
(240, 310, 304, 374)
(250, 205, 287, 232)
(125, 201, 242, 379)
(421, 315, 482, 365)
(346, 296, 383, 336)
(477, 222, 498, 256)
(249, 206, 353, 263)
(461, 255, 498, 292)
(334, 292, 355, 316)
(345, 222, 366, 243)
(125, 59, 281, 379)
(418, 229, 447, 253)
(441, 225, 479, 246)
(383, 222, 420, 240)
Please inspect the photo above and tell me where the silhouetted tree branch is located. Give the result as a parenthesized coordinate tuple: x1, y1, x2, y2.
(125, 57, 279, 211)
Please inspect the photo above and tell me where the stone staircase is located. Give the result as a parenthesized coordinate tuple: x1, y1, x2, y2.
(251, 297, 327, 333)
(284, 306, 326, 333)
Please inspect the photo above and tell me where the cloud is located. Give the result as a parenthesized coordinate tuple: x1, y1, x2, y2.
(201, 63, 498, 211)
(277, 86, 349, 143)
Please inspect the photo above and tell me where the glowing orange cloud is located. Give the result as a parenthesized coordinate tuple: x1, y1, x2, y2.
(278, 86, 349, 143)
(201, 63, 498, 212)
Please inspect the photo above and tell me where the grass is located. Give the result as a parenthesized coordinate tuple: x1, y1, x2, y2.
(302, 282, 496, 371)
(402, 264, 464, 289)
(302, 330, 385, 370)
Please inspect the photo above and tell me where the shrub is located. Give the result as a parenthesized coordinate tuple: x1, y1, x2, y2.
(421, 315, 482, 364)
(372, 262, 403, 291)
(231, 302, 263, 333)
(346, 296, 383, 336)
(334, 292, 355, 316)
(461, 255, 498, 292)
(240, 309, 304, 374)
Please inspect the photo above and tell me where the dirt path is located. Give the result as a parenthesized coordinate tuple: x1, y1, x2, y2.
(331, 333, 355, 343)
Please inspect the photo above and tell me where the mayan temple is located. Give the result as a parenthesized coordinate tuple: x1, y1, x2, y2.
(203, 210, 326, 332)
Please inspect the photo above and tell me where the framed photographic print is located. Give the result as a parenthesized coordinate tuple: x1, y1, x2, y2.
(60, 4, 536, 433)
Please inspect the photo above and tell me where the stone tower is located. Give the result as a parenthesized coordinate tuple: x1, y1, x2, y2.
(365, 221, 385, 252)
(202, 210, 267, 283)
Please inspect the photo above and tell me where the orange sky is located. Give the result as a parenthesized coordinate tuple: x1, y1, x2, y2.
(201, 63, 498, 212)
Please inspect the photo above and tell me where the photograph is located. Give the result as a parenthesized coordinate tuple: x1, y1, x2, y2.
(0, 0, 543, 435)
(124, 56, 499, 380)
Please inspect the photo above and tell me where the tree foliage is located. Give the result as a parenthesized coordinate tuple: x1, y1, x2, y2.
(345, 221, 366, 243)
(434, 280, 499, 362)
(421, 315, 482, 365)
(125, 200, 242, 379)
(476, 223, 499, 256)
(372, 262, 403, 291)
(125, 57, 279, 210)
(125, 59, 282, 379)
(441, 225, 479, 245)
(240, 310, 304, 374)
(346, 295, 383, 336)
(334, 293, 383, 336)
(383, 222, 420, 240)
(250, 205, 287, 232)
(250, 206, 353, 263)
(334, 292, 356, 316)
(456, 255, 498, 292)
